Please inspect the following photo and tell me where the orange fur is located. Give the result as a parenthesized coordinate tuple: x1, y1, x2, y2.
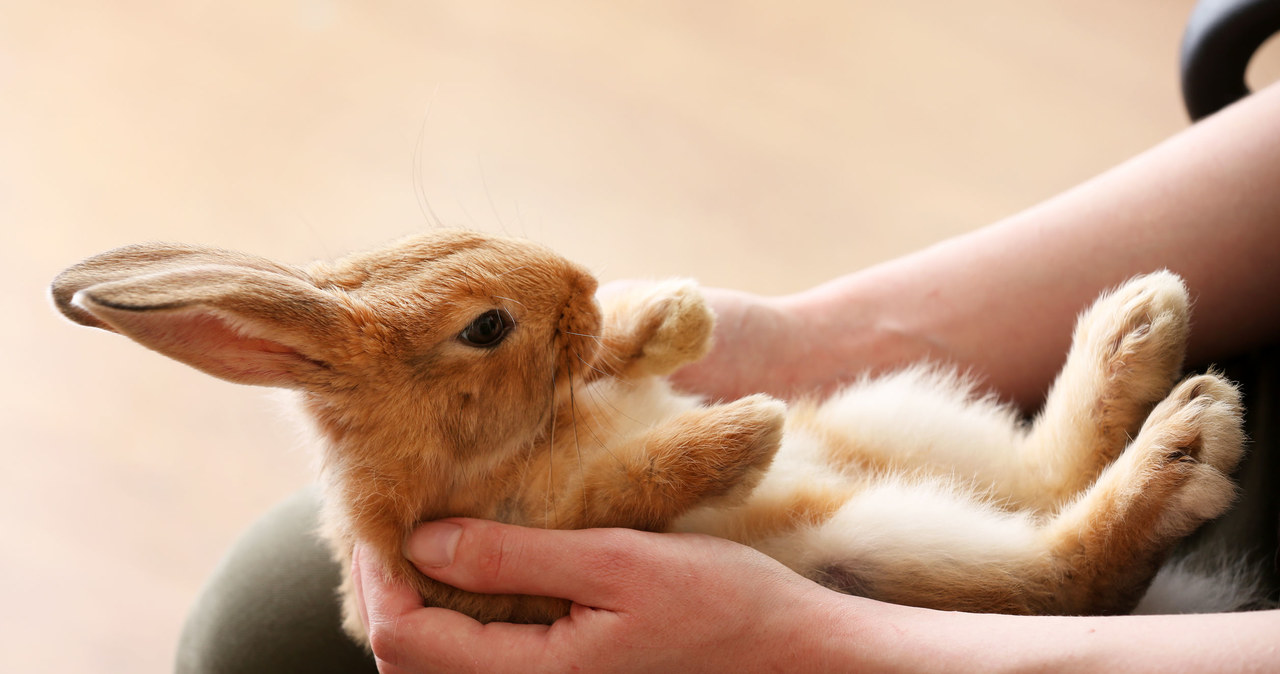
(52, 231, 1245, 642)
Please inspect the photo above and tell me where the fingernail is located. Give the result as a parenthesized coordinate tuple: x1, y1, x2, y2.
(405, 521, 462, 568)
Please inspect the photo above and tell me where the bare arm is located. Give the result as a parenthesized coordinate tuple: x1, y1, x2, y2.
(680, 82, 1280, 410)
(355, 520, 1280, 673)
(871, 602, 1280, 673)
(851, 599, 1280, 673)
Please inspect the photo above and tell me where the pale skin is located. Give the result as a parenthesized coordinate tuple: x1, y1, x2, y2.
(354, 81, 1280, 672)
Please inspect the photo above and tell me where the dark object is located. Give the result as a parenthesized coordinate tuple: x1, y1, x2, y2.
(174, 488, 377, 674)
(1181, 0, 1280, 120)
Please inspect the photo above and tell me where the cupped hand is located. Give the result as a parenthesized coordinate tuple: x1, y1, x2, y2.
(352, 519, 847, 674)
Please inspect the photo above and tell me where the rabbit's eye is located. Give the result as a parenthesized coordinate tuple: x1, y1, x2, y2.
(459, 308, 514, 348)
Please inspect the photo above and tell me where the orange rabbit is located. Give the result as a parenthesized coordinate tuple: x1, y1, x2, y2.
(52, 230, 1246, 643)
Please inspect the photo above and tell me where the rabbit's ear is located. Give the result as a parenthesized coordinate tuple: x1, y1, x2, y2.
(54, 245, 348, 389)
(52, 243, 306, 330)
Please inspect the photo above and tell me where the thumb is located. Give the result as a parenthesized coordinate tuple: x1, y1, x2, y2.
(405, 518, 656, 609)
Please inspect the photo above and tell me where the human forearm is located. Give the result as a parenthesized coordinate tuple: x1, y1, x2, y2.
(821, 597, 1280, 673)
(787, 82, 1280, 410)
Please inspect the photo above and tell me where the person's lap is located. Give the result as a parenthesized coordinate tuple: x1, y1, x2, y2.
(175, 486, 376, 673)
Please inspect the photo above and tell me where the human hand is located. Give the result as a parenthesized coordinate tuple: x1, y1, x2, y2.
(354, 519, 1280, 673)
(351, 519, 847, 673)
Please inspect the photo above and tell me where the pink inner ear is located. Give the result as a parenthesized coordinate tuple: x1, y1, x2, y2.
(101, 305, 318, 388)
(166, 312, 314, 386)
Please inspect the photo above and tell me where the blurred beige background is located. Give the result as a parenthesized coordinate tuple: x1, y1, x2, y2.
(4, 1, 1278, 671)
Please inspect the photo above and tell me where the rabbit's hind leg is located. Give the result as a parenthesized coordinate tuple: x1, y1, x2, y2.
(1038, 372, 1244, 614)
(1018, 271, 1190, 511)
(760, 474, 1054, 614)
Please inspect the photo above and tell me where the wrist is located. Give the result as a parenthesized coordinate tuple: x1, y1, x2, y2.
(779, 272, 952, 393)
(791, 593, 943, 673)
(797, 594, 1073, 673)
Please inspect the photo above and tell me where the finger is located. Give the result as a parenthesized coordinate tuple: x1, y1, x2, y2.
(370, 601, 562, 673)
(351, 547, 371, 633)
(404, 518, 662, 609)
(355, 545, 550, 672)
(356, 546, 427, 629)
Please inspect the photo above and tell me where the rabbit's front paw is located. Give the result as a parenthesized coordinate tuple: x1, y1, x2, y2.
(600, 279, 714, 377)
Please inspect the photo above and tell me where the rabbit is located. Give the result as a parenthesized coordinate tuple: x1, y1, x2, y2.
(51, 229, 1246, 644)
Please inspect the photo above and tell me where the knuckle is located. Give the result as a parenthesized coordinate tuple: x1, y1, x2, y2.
(582, 528, 648, 578)
(365, 620, 404, 666)
(473, 533, 509, 581)
(467, 523, 522, 589)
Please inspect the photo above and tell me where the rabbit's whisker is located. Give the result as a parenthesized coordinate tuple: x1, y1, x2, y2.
(545, 360, 558, 528)
(492, 295, 526, 308)
(575, 351, 627, 385)
(563, 331, 604, 343)
(575, 359, 635, 432)
(573, 356, 650, 431)
(574, 384, 627, 471)
(493, 264, 533, 280)
(477, 153, 506, 232)
(412, 89, 446, 229)
(569, 350, 629, 435)
(568, 359, 589, 519)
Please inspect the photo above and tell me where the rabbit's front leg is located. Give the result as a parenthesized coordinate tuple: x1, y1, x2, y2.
(1018, 271, 1190, 510)
(594, 280, 715, 380)
(1039, 372, 1244, 614)
(534, 394, 785, 531)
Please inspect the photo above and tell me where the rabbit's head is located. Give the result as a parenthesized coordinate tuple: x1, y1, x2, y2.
(55, 230, 772, 629)
(52, 231, 606, 475)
